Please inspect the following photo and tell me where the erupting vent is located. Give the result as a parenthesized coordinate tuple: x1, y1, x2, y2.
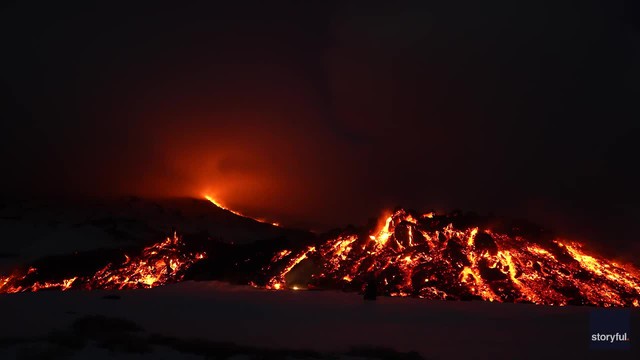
(264, 210, 640, 307)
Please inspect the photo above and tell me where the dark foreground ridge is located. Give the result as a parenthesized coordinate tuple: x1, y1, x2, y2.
(0, 315, 424, 360)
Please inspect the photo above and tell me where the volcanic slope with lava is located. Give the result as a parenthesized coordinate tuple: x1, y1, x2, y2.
(263, 209, 640, 307)
(1, 199, 639, 307)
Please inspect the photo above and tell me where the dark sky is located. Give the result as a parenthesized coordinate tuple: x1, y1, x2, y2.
(1, 2, 639, 256)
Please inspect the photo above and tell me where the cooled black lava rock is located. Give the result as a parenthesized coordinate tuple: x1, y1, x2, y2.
(444, 238, 469, 266)
(474, 232, 498, 255)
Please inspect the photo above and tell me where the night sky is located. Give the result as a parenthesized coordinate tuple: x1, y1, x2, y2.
(1, 2, 639, 258)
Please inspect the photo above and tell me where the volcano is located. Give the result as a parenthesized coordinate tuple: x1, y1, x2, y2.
(0, 199, 639, 308)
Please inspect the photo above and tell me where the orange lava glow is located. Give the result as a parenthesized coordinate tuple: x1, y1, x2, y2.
(0, 233, 206, 293)
(2, 205, 638, 307)
(87, 232, 206, 290)
(263, 209, 640, 307)
(204, 194, 280, 226)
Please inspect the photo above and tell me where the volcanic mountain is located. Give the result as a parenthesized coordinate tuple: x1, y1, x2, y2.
(0, 198, 639, 307)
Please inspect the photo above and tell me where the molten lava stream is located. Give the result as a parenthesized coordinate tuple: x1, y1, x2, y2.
(204, 195, 279, 226)
(0, 233, 207, 294)
(262, 209, 640, 307)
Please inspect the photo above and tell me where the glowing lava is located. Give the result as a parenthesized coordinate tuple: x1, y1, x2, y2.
(263, 209, 640, 307)
(204, 194, 279, 226)
(2, 205, 638, 308)
(0, 233, 206, 293)
(87, 232, 206, 290)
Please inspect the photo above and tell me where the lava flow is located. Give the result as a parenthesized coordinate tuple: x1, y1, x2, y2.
(1, 204, 639, 308)
(204, 195, 280, 226)
(0, 233, 206, 293)
(264, 209, 640, 307)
